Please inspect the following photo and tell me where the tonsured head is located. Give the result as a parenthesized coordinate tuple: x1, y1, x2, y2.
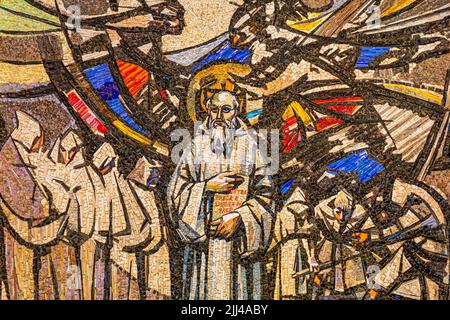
(206, 91, 239, 128)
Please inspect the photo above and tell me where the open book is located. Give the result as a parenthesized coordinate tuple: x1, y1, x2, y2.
(211, 176, 249, 221)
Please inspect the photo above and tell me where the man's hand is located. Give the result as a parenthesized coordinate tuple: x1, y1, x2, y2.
(205, 171, 244, 193)
(210, 212, 242, 240)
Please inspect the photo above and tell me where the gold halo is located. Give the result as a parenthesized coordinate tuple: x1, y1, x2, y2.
(186, 63, 252, 121)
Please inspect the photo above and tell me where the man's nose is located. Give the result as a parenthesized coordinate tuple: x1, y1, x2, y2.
(217, 108, 224, 120)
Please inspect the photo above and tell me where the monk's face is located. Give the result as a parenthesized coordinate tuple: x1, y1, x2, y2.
(207, 92, 238, 128)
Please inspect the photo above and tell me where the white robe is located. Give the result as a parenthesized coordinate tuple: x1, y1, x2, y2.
(168, 119, 274, 300)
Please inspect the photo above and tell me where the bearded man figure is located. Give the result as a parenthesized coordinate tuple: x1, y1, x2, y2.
(168, 90, 275, 300)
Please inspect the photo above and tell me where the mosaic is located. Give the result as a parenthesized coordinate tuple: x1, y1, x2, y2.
(0, 0, 449, 301)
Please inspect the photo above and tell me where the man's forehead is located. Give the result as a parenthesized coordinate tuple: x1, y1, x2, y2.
(210, 92, 237, 106)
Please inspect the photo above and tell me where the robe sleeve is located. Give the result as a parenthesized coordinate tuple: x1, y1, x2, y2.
(168, 149, 208, 243)
(234, 148, 275, 258)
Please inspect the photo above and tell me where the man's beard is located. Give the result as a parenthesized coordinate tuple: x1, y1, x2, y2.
(208, 118, 237, 158)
